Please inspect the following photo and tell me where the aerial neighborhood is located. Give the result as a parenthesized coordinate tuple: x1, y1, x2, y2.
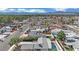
(0, 8, 79, 51)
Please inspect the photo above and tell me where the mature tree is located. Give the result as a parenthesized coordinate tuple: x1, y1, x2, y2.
(57, 31, 65, 41)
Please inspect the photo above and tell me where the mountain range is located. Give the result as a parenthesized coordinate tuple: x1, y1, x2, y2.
(0, 8, 79, 15)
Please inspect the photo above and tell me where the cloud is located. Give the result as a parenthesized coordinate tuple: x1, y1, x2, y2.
(0, 8, 47, 13)
(0, 8, 17, 12)
(28, 9, 46, 13)
(8, 9, 16, 11)
(0, 8, 7, 11)
(55, 8, 66, 11)
(16, 9, 26, 12)
(16, 9, 46, 13)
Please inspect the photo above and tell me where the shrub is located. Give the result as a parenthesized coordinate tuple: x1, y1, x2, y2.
(9, 36, 22, 46)
(22, 36, 38, 41)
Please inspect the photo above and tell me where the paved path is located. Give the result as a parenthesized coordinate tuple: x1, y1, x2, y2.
(53, 40, 63, 51)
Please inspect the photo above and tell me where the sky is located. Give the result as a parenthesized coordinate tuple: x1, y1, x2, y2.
(0, 8, 79, 13)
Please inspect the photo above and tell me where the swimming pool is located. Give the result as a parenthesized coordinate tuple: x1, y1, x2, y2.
(51, 43, 57, 51)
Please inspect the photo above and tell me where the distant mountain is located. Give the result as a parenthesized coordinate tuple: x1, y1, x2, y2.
(0, 8, 79, 15)
(0, 12, 79, 15)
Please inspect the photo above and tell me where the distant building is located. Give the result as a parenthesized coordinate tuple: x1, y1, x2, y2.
(49, 24, 62, 30)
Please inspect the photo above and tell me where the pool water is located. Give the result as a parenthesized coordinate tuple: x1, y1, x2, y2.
(51, 43, 57, 51)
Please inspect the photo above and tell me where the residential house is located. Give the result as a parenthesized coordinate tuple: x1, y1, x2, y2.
(18, 37, 52, 51)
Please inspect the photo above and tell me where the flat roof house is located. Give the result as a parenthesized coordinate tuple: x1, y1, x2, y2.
(17, 37, 52, 51)
(28, 29, 42, 37)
